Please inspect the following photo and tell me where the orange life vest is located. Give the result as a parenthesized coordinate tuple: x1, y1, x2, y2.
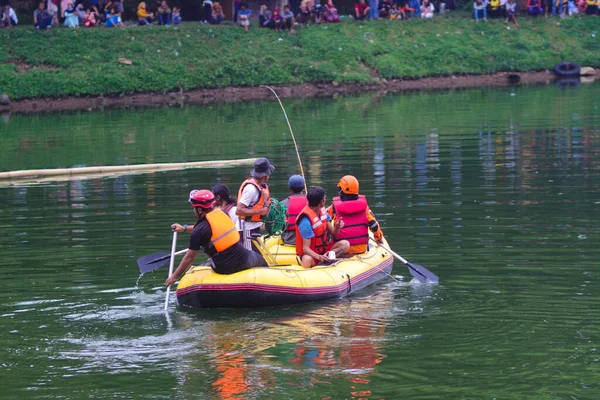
(285, 195, 308, 232)
(295, 206, 333, 256)
(205, 209, 240, 252)
(332, 195, 369, 246)
(237, 178, 271, 222)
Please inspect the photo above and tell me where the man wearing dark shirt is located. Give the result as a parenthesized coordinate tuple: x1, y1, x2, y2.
(165, 189, 267, 286)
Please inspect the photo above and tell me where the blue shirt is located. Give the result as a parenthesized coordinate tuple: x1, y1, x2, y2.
(298, 213, 331, 239)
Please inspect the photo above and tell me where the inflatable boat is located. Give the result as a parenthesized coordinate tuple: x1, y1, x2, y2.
(175, 236, 394, 308)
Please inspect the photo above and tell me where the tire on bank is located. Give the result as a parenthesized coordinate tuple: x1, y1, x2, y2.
(553, 62, 581, 77)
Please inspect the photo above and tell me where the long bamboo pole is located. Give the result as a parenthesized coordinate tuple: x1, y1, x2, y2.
(0, 158, 257, 181)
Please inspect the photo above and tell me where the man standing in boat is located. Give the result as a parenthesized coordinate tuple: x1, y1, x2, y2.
(165, 189, 267, 286)
(280, 174, 307, 246)
(327, 175, 383, 255)
(236, 157, 274, 251)
(296, 186, 350, 268)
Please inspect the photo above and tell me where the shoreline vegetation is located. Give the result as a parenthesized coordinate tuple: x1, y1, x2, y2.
(1, 14, 598, 112)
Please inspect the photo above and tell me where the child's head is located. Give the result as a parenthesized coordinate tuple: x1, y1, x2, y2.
(260, 2, 267, 9)
(161, 0, 167, 6)
(241, 2, 248, 9)
(284, 5, 290, 11)
(173, 6, 180, 11)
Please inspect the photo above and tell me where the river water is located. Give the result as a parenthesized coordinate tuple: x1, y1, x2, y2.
(1, 83, 599, 399)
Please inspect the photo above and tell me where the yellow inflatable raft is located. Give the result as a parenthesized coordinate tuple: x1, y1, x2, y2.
(176, 236, 394, 308)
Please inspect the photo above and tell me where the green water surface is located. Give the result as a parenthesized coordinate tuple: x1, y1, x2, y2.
(1, 82, 599, 399)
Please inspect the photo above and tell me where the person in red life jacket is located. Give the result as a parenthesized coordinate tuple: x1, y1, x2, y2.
(236, 157, 274, 251)
(280, 174, 307, 246)
(296, 186, 350, 268)
(166, 189, 267, 284)
(327, 175, 383, 255)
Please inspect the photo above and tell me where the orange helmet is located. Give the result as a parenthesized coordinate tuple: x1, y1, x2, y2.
(337, 175, 359, 195)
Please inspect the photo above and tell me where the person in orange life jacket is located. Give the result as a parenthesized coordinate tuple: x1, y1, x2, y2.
(280, 174, 307, 246)
(166, 190, 267, 285)
(326, 175, 383, 255)
(236, 157, 274, 251)
(296, 186, 350, 268)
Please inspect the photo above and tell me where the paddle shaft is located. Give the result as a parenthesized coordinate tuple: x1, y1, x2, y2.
(164, 231, 178, 311)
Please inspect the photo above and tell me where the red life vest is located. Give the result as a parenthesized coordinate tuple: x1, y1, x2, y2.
(285, 195, 308, 232)
(295, 206, 333, 256)
(237, 178, 271, 222)
(332, 195, 369, 246)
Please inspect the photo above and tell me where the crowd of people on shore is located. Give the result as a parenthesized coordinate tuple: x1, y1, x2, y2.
(0, 0, 598, 30)
(165, 157, 384, 281)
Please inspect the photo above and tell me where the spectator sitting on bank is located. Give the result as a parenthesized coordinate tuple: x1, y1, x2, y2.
(400, 0, 415, 17)
(157, 0, 171, 25)
(566, 0, 578, 13)
(311, 0, 323, 23)
(106, 7, 123, 26)
(576, 0, 586, 12)
(137, 1, 154, 25)
(585, 0, 598, 14)
(504, 0, 518, 26)
(75, 4, 85, 23)
(526, 0, 543, 14)
(282, 5, 296, 31)
(258, 3, 272, 27)
(210, 1, 224, 24)
(296, 0, 311, 24)
(354, 0, 370, 19)
(2, 6, 18, 26)
(323, 0, 340, 21)
(379, 0, 393, 18)
(33, 1, 54, 29)
(172, 6, 181, 23)
(271, 7, 283, 30)
(202, 0, 212, 22)
(421, 0, 434, 17)
(389, 3, 404, 18)
(489, 0, 503, 17)
(84, 6, 98, 26)
(237, 2, 251, 32)
(63, 2, 79, 26)
(473, 0, 488, 20)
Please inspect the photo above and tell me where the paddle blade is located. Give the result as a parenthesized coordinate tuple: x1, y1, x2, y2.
(406, 262, 439, 284)
(137, 252, 171, 273)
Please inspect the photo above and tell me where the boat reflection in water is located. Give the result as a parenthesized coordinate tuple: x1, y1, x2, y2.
(176, 286, 400, 399)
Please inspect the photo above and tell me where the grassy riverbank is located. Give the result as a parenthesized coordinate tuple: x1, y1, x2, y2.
(1, 14, 598, 100)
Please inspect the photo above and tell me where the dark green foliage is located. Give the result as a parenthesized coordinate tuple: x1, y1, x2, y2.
(0, 15, 598, 100)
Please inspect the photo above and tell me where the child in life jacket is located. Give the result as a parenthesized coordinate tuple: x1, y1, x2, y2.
(327, 175, 384, 255)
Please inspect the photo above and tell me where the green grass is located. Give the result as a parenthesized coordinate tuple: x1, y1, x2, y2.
(0, 14, 598, 100)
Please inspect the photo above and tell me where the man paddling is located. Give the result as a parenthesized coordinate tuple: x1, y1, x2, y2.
(236, 157, 274, 251)
(327, 175, 383, 255)
(165, 189, 267, 286)
(296, 186, 349, 268)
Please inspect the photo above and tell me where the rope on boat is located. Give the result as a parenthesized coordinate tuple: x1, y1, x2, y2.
(262, 198, 287, 237)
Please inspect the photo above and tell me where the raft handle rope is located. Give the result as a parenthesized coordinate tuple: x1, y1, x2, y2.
(262, 85, 308, 193)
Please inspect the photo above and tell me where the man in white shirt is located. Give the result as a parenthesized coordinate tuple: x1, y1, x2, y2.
(236, 158, 275, 251)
